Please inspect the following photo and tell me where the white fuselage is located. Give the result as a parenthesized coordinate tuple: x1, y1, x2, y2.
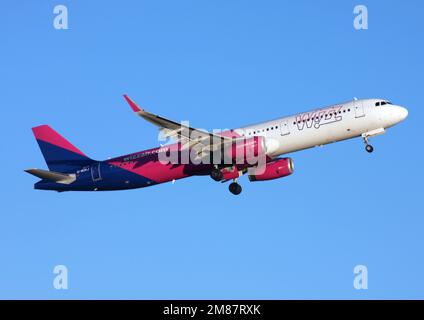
(235, 98, 408, 157)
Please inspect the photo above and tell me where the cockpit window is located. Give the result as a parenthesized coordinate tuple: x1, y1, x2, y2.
(375, 101, 393, 107)
(376, 101, 393, 107)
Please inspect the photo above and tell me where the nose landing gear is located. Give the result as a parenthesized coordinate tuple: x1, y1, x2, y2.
(365, 144, 374, 153)
(363, 136, 374, 153)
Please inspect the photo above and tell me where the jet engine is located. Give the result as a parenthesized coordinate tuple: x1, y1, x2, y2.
(248, 158, 294, 181)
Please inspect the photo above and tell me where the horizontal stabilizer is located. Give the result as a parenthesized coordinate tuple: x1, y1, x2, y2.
(25, 169, 76, 184)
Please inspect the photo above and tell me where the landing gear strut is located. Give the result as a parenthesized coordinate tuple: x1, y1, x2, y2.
(363, 136, 374, 153)
(229, 181, 242, 195)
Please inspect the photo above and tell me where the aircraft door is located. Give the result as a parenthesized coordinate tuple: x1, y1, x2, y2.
(91, 163, 102, 182)
(354, 101, 365, 118)
(280, 121, 290, 136)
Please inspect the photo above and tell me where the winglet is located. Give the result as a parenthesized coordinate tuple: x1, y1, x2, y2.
(123, 94, 142, 112)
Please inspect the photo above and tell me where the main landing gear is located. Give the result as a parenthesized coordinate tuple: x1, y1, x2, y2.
(210, 168, 243, 195)
(229, 181, 242, 195)
(210, 168, 223, 181)
(363, 136, 374, 153)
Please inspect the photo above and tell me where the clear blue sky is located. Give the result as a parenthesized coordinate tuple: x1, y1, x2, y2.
(1, 0, 423, 299)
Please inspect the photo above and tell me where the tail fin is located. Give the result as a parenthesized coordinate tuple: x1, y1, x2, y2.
(32, 125, 94, 173)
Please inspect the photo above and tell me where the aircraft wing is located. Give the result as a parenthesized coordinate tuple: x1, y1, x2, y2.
(123, 95, 233, 150)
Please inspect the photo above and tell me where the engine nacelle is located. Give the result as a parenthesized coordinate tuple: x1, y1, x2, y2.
(248, 158, 294, 181)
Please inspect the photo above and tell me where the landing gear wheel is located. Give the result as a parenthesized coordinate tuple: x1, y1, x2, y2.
(365, 145, 374, 153)
(229, 182, 242, 195)
(210, 168, 223, 181)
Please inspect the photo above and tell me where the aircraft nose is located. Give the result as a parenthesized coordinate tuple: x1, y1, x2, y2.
(396, 106, 408, 122)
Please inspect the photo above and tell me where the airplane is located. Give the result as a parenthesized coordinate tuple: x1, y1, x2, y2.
(26, 96, 408, 195)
